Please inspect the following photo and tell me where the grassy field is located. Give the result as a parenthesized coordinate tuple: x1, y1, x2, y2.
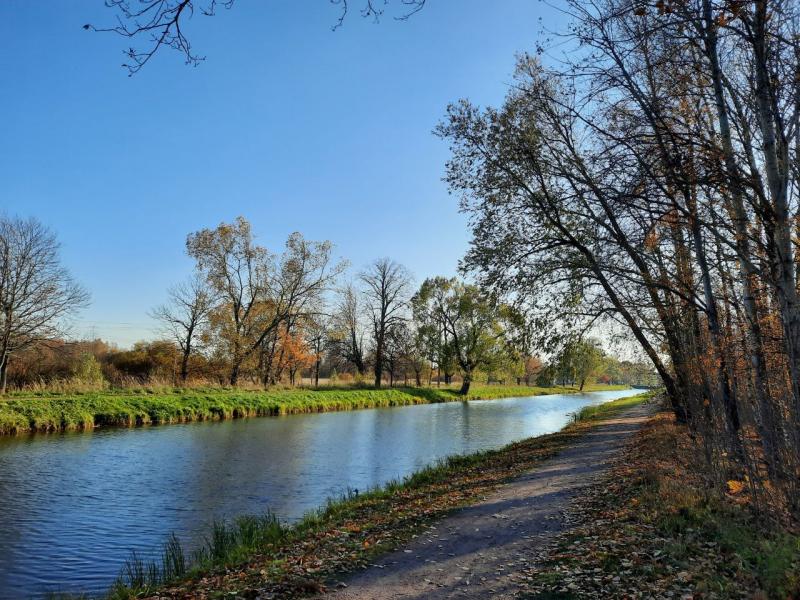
(0, 383, 629, 435)
(91, 391, 654, 600)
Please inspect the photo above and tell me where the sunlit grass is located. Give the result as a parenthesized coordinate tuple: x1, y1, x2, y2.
(0, 383, 630, 434)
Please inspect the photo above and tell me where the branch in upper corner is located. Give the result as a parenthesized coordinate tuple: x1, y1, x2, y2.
(86, 0, 234, 75)
(87, 0, 427, 74)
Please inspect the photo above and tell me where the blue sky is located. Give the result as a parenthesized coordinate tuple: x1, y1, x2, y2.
(0, 1, 562, 347)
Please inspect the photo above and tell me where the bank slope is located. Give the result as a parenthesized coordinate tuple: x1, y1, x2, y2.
(0, 384, 629, 435)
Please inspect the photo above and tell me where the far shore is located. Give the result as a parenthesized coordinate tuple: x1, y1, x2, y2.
(0, 383, 630, 435)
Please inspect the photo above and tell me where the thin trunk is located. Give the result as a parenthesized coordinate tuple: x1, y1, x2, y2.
(0, 352, 8, 394)
(180, 349, 190, 385)
(374, 332, 384, 388)
(702, 0, 775, 465)
(751, 4, 800, 426)
(688, 193, 742, 439)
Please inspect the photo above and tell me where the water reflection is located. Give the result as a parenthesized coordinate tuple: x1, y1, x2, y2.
(0, 388, 640, 598)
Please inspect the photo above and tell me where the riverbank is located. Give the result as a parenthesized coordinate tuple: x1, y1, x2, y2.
(95, 391, 655, 600)
(521, 412, 800, 599)
(0, 383, 628, 435)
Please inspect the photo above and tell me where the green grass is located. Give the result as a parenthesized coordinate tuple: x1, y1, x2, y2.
(0, 383, 629, 435)
(572, 389, 661, 422)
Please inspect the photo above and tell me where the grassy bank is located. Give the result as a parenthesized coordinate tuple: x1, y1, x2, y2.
(522, 411, 800, 599)
(71, 390, 651, 600)
(0, 383, 628, 435)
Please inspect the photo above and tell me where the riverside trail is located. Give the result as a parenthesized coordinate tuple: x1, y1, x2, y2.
(317, 402, 655, 600)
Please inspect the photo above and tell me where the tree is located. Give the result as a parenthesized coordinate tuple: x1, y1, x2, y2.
(0, 216, 90, 393)
(304, 315, 330, 387)
(150, 274, 214, 384)
(110, 340, 181, 382)
(399, 323, 428, 387)
(413, 277, 512, 395)
(437, 0, 800, 515)
(328, 282, 368, 375)
(359, 258, 412, 387)
(90, 1, 428, 74)
(278, 332, 316, 386)
(570, 339, 605, 391)
(187, 216, 268, 386)
(536, 363, 557, 388)
(187, 218, 344, 386)
(254, 233, 346, 386)
(524, 356, 542, 386)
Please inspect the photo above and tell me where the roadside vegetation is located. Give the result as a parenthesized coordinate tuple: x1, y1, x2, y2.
(78, 391, 652, 600)
(522, 410, 800, 600)
(0, 383, 628, 435)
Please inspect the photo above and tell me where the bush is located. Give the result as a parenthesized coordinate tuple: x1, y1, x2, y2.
(70, 353, 108, 390)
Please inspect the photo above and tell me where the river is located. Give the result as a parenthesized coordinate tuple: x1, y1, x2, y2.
(0, 388, 640, 598)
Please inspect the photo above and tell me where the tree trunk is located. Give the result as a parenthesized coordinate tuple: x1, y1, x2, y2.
(180, 350, 190, 385)
(0, 353, 7, 394)
(459, 376, 471, 396)
(230, 363, 239, 387)
(579, 378, 585, 392)
(374, 347, 383, 388)
(689, 196, 740, 429)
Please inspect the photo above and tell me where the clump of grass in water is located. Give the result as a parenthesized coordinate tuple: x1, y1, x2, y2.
(160, 533, 186, 582)
(110, 511, 283, 598)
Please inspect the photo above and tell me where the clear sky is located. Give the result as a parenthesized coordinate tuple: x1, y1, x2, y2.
(0, 1, 562, 347)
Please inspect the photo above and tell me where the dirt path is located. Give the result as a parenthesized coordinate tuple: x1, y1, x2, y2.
(316, 403, 655, 600)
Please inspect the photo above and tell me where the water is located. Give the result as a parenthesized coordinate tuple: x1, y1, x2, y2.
(0, 388, 640, 598)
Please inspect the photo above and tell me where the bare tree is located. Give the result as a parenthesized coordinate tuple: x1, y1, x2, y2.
(359, 258, 412, 387)
(0, 216, 90, 393)
(88, 0, 427, 75)
(253, 232, 347, 386)
(328, 281, 368, 375)
(304, 314, 330, 387)
(150, 274, 214, 384)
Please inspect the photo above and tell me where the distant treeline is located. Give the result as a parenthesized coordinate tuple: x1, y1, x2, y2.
(1, 214, 658, 397)
(5, 331, 657, 394)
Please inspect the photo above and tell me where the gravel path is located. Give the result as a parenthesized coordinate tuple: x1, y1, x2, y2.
(316, 402, 655, 600)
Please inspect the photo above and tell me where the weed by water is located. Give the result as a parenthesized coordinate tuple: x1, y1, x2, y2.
(108, 511, 285, 598)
